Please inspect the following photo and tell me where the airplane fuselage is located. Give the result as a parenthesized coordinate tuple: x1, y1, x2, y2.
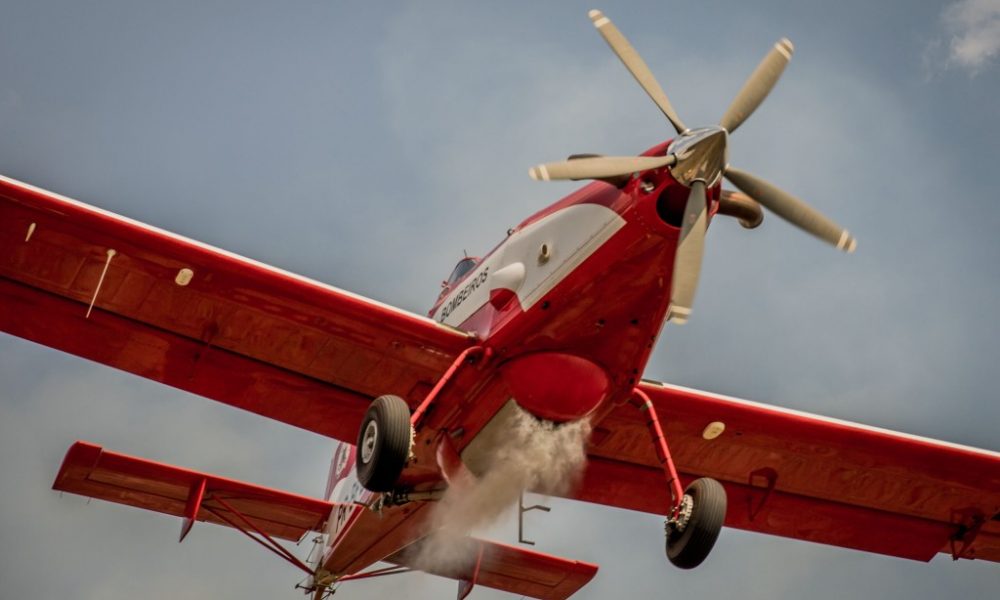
(317, 141, 724, 577)
(430, 139, 720, 421)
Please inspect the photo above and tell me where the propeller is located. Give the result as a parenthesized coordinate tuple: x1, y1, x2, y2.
(669, 181, 707, 324)
(588, 10, 687, 135)
(723, 167, 856, 252)
(719, 39, 794, 134)
(528, 9, 856, 324)
(528, 154, 676, 181)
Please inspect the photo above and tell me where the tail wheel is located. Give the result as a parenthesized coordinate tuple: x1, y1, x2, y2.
(666, 477, 727, 569)
(356, 395, 412, 492)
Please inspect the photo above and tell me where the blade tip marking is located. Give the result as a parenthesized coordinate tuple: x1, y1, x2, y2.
(835, 231, 857, 253)
(589, 10, 609, 27)
(776, 38, 794, 59)
(837, 230, 858, 253)
(670, 305, 691, 324)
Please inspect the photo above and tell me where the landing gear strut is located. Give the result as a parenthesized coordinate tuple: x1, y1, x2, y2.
(356, 395, 412, 492)
(630, 388, 727, 569)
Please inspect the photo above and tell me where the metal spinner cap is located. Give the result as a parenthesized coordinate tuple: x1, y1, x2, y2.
(667, 127, 729, 187)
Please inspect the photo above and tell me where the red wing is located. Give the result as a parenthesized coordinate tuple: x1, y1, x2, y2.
(0, 175, 473, 442)
(576, 380, 1000, 563)
(386, 537, 598, 600)
(53, 441, 334, 542)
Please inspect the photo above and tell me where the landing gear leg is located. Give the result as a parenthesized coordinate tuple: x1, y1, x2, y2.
(630, 388, 726, 569)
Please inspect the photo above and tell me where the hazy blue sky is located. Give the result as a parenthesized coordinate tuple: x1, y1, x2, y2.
(1, 1, 998, 598)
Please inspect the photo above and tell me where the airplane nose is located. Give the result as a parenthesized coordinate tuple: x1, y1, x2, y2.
(667, 127, 729, 188)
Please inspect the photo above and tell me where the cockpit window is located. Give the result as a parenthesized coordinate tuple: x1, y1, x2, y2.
(447, 257, 478, 286)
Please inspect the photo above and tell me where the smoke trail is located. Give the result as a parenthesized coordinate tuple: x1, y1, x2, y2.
(412, 406, 591, 574)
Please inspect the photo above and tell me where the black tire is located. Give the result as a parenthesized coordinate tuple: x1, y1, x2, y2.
(356, 395, 412, 492)
(666, 477, 727, 569)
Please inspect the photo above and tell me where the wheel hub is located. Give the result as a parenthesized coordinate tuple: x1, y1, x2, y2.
(666, 493, 694, 535)
(360, 421, 378, 464)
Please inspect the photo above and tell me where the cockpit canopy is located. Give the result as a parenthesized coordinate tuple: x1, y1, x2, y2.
(446, 257, 478, 286)
(433, 256, 481, 310)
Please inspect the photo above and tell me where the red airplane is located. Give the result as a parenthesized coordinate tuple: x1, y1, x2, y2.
(1, 9, 998, 600)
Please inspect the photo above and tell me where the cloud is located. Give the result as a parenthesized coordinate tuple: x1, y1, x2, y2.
(941, 0, 1000, 72)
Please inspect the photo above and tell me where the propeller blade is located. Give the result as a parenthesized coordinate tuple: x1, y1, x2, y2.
(529, 154, 676, 181)
(588, 10, 688, 135)
(725, 167, 856, 252)
(719, 39, 794, 134)
(669, 181, 708, 325)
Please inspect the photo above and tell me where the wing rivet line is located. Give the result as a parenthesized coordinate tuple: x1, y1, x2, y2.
(86, 249, 116, 319)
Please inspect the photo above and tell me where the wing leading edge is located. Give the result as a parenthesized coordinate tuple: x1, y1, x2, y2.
(576, 380, 1000, 563)
(0, 175, 474, 442)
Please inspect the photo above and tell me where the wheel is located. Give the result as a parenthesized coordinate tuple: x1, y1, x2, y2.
(666, 477, 727, 569)
(355, 395, 412, 492)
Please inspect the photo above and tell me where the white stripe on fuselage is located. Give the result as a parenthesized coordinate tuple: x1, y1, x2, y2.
(433, 203, 626, 328)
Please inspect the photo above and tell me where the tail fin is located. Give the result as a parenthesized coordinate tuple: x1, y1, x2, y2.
(324, 441, 356, 501)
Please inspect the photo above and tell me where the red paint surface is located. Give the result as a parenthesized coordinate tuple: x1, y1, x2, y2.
(575, 382, 1000, 562)
(501, 352, 610, 421)
(53, 441, 334, 541)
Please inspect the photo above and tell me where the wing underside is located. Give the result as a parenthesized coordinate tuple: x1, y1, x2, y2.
(575, 380, 1000, 562)
(0, 175, 474, 441)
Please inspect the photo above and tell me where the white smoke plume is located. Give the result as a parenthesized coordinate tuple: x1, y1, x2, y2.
(412, 406, 591, 575)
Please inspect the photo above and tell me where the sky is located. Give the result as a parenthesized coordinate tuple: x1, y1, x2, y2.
(1, 0, 998, 598)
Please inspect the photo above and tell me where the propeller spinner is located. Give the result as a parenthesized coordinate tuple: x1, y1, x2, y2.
(529, 9, 856, 324)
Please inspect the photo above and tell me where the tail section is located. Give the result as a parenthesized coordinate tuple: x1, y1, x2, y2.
(53, 441, 334, 542)
(386, 536, 599, 600)
(54, 441, 600, 599)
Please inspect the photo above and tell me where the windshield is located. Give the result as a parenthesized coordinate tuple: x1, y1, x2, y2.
(447, 257, 478, 286)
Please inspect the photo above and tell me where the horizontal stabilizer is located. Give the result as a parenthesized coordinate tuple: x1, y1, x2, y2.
(386, 536, 598, 600)
(53, 441, 334, 542)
